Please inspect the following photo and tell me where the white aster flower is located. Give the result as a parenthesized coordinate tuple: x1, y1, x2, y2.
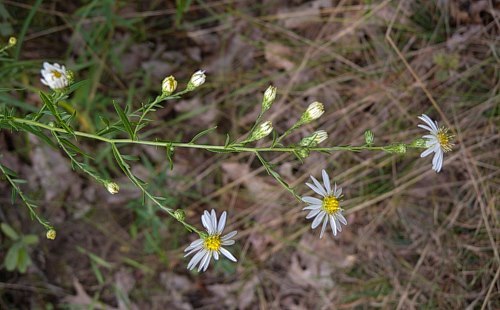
(418, 114, 454, 173)
(40, 62, 70, 90)
(184, 209, 237, 272)
(302, 170, 347, 239)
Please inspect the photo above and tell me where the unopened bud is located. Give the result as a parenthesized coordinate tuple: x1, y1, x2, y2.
(384, 144, 407, 154)
(8, 37, 16, 46)
(162, 75, 177, 95)
(364, 130, 374, 145)
(411, 138, 427, 148)
(261, 85, 277, 112)
(299, 130, 328, 147)
(187, 70, 206, 90)
(244, 121, 273, 143)
(173, 209, 186, 221)
(296, 149, 310, 160)
(299, 102, 324, 125)
(105, 181, 119, 194)
(46, 229, 56, 240)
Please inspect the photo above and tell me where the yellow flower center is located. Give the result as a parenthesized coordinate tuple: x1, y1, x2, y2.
(437, 128, 454, 152)
(51, 70, 62, 78)
(322, 196, 340, 215)
(204, 235, 221, 251)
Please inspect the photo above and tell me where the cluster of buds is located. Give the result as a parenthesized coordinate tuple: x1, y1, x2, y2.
(297, 130, 328, 159)
(299, 130, 328, 147)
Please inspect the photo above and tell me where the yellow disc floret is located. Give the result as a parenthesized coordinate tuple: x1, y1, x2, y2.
(204, 235, 221, 251)
(51, 70, 62, 78)
(437, 127, 454, 152)
(322, 196, 340, 214)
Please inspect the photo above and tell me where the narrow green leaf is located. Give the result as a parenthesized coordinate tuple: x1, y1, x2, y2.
(189, 126, 217, 144)
(112, 101, 135, 140)
(39, 91, 74, 135)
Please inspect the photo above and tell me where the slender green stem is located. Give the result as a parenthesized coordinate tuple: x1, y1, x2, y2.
(5, 116, 394, 153)
(0, 162, 52, 231)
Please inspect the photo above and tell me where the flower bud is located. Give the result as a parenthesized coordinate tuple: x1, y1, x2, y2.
(299, 102, 324, 125)
(173, 209, 186, 221)
(296, 149, 310, 160)
(299, 130, 328, 147)
(244, 121, 273, 143)
(411, 138, 427, 148)
(364, 130, 374, 145)
(105, 181, 119, 194)
(162, 75, 177, 95)
(384, 144, 407, 154)
(262, 85, 277, 112)
(46, 229, 56, 240)
(8, 37, 16, 46)
(187, 70, 206, 90)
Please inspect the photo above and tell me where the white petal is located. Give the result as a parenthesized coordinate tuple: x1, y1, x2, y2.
(301, 196, 323, 205)
(310, 175, 327, 196)
(213, 251, 219, 260)
(419, 114, 438, 132)
(202, 211, 213, 233)
(306, 208, 322, 219)
(187, 249, 206, 270)
(210, 210, 217, 234)
(198, 251, 211, 272)
(322, 170, 331, 195)
(185, 239, 203, 250)
(222, 230, 237, 240)
(319, 216, 328, 239)
(220, 247, 237, 262)
(334, 217, 342, 232)
(303, 204, 322, 211)
(217, 211, 227, 234)
(335, 185, 342, 198)
(306, 182, 326, 196)
(418, 124, 434, 133)
(311, 212, 325, 229)
(336, 212, 347, 225)
(41, 78, 49, 86)
(222, 239, 235, 246)
(184, 246, 202, 257)
(329, 215, 337, 236)
(420, 147, 435, 158)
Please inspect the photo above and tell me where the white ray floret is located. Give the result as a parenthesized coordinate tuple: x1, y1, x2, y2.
(184, 209, 237, 272)
(40, 62, 70, 90)
(302, 169, 348, 238)
(418, 114, 454, 173)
